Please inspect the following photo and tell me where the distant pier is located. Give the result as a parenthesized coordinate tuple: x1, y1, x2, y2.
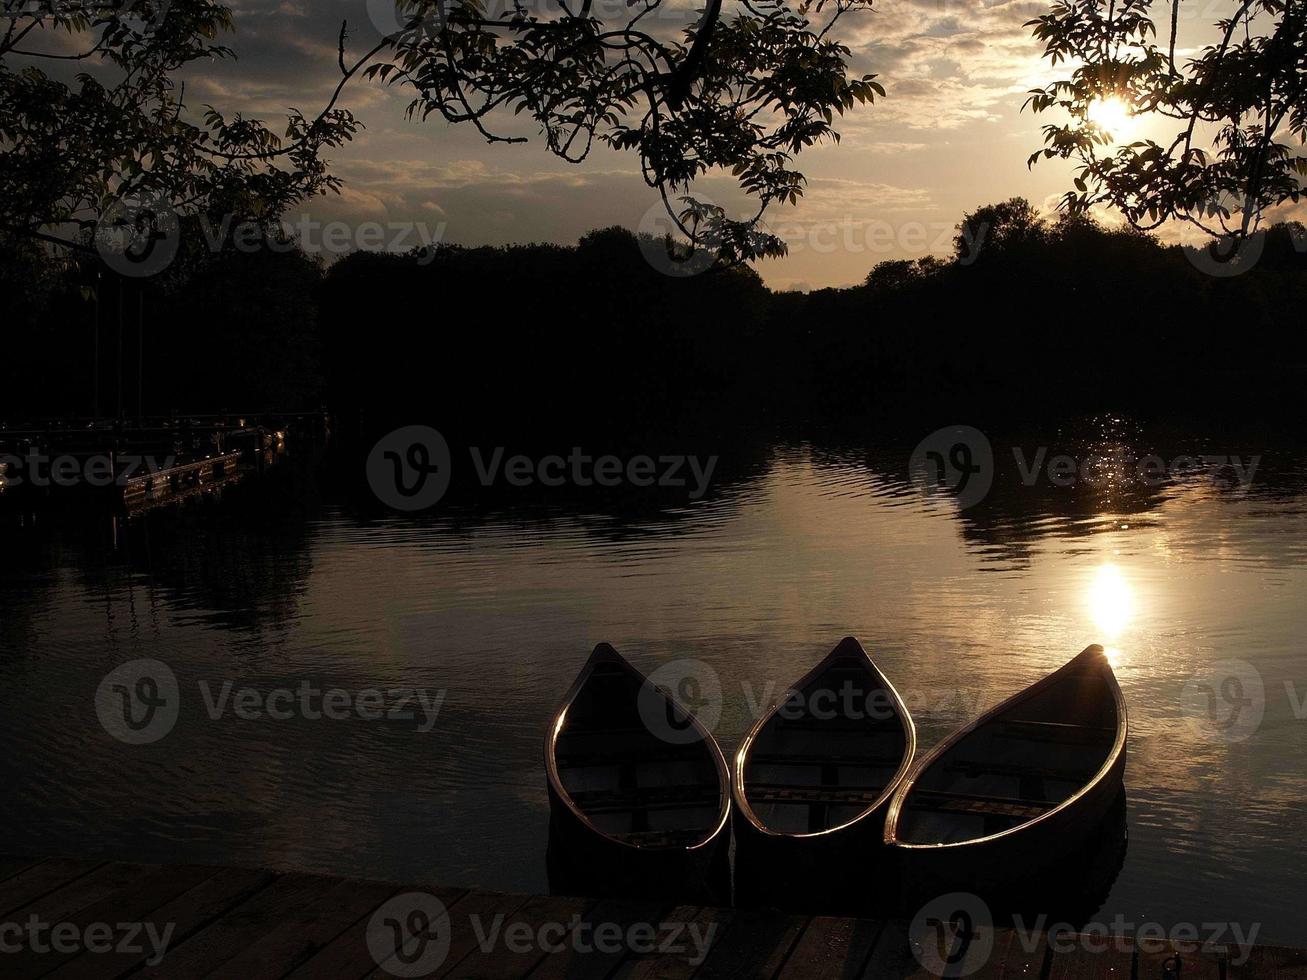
(0, 412, 323, 511)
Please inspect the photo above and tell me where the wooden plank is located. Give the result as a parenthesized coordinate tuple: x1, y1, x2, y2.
(858, 920, 1034, 980)
(613, 905, 734, 980)
(525, 897, 670, 980)
(775, 915, 883, 979)
(1044, 932, 1133, 980)
(441, 893, 592, 980)
(693, 908, 807, 980)
(0, 858, 43, 885)
(362, 888, 533, 980)
(288, 885, 467, 980)
(1230, 944, 1307, 979)
(2, 862, 153, 924)
(0, 863, 216, 980)
(997, 929, 1047, 979)
(198, 877, 401, 978)
(0, 860, 104, 917)
(131, 872, 342, 979)
(46, 867, 276, 980)
(1136, 939, 1223, 980)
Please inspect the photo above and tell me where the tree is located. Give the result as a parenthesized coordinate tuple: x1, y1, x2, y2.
(1024, 0, 1307, 245)
(953, 198, 1046, 262)
(2, 0, 887, 273)
(0, 1, 360, 266)
(358, 0, 884, 265)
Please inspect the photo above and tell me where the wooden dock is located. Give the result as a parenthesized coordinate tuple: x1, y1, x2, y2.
(0, 856, 1299, 978)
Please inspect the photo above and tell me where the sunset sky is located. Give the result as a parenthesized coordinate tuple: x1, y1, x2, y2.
(173, 0, 1229, 289)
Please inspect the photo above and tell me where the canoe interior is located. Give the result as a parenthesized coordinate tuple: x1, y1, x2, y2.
(743, 653, 908, 834)
(896, 652, 1120, 845)
(555, 657, 724, 848)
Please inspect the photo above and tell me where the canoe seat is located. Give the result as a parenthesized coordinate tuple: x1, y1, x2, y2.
(562, 724, 684, 738)
(946, 759, 1094, 782)
(556, 744, 706, 767)
(750, 752, 903, 767)
(909, 789, 1052, 821)
(994, 719, 1116, 745)
(616, 829, 712, 847)
(569, 783, 721, 815)
(746, 783, 887, 806)
(773, 717, 903, 733)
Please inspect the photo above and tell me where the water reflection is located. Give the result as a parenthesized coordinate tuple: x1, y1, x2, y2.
(1089, 564, 1134, 640)
(2, 418, 1306, 942)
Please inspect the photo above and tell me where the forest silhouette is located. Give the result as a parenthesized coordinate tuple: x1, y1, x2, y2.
(4, 198, 1305, 437)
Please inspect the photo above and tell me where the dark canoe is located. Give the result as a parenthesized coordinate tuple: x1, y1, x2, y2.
(544, 643, 731, 902)
(732, 637, 916, 901)
(883, 644, 1128, 887)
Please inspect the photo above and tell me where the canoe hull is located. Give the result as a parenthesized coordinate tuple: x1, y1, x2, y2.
(892, 746, 1126, 894)
(731, 637, 914, 913)
(544, 643, 732, 905)
(546, 783, 731, 904)
(731, 798, 897, 914)
(884, 644, 1129, 904)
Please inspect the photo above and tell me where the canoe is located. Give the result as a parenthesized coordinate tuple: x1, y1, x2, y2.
(883, 644, 1127, 888)
(732, 637, 915, 899)
(544, 643, 731, 902)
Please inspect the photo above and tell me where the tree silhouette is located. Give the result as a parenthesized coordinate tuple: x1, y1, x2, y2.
(2, 0, 887, 272)
(1025, 0, 1307, 245)
(0, 2, 359, 261)
(357, 0, 884, 265)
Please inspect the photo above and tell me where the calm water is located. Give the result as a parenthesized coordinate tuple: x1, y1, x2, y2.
(4, 418, 1307, 944)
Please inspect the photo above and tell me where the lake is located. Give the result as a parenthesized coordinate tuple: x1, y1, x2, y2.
(3, 415, 1305, 945)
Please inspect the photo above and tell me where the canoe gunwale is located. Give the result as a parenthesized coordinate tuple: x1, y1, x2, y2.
(732, 637, 918, 840)
(545, 643, 732, 854)
(882, 643, 1128, 852)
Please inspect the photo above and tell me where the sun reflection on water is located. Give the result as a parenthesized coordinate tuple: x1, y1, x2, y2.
(1089, 563, 1134, 643)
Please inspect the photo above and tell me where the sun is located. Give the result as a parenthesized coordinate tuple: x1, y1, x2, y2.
(1086, 96, 1137, 141)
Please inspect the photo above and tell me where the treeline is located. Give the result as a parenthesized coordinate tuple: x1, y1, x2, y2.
(4, 200, 1306, 433)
